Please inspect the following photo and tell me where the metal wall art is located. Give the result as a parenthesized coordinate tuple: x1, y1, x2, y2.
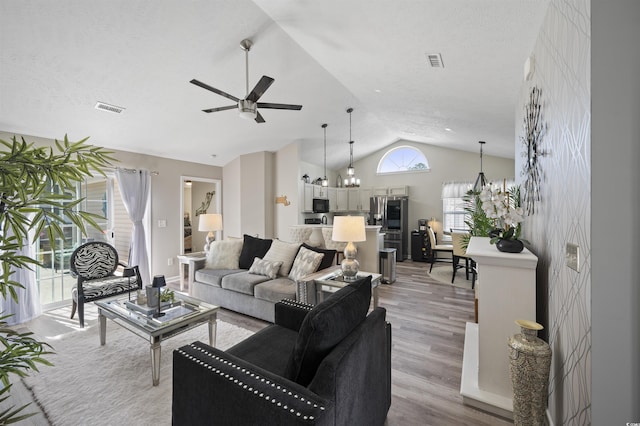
(520, 86, 546, 215)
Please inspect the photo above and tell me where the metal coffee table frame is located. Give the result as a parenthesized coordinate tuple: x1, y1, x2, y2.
(96, 293, 218, 386)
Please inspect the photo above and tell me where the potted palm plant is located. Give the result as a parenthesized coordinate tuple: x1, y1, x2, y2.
(0, 134, 114, 422)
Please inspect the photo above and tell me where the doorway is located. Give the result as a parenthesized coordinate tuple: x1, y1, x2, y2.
(180, 176, 221, 255)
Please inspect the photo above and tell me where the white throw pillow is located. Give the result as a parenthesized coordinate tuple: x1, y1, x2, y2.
(248, 257, 283, 280)
(262, 239, 301, 276)
(288, 246, 324, 281)
(205, 239, 243, 269)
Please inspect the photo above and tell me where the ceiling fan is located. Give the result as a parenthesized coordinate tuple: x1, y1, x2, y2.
(190, 39, 302, 123)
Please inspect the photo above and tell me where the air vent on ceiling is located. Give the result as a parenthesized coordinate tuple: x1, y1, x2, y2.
(425, 53, 444, 68)
(95, 101, 125, 114)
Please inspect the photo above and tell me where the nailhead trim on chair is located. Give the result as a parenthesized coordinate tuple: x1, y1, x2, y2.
(177, 344, 326, 421)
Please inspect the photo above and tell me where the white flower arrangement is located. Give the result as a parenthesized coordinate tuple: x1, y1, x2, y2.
(478, 183, 525, 243)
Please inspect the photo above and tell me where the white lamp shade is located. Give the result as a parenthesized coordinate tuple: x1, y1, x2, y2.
(198, 213, 223, 232)
(332, 216, 366, 242)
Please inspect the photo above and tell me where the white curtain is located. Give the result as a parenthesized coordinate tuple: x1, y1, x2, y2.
(116, 168, 151, 286)
(441, 181, 473, 199)
(0, 229, 41, 325)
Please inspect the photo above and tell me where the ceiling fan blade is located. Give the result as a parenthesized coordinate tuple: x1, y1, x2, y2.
(190, 79, 239, 102)
(257, 102, 303, 111)
(202, 105, 238, 113)
(246, 76, 275, 103)
(255, 111, 266, 123)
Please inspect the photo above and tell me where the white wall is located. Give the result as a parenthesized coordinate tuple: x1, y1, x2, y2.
(274, 143, 300, 240)
(592, 1, 640, 423)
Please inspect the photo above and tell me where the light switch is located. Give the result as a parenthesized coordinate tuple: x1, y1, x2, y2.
(158, 219, 167, 228)
(566, 243, 580, 272)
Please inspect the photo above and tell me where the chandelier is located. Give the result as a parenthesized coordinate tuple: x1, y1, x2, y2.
(344, 107, 361, 188)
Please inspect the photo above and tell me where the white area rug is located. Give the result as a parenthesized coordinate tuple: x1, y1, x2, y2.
(23, 318, 254, 425)
(428, 265, 474, 290)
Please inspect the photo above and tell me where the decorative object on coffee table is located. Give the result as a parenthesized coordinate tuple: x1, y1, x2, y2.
(508, 319, 552, 426)
(331, 215, 366, 281)
(198, 213, 223, 254)
(151, 275, 166, 318)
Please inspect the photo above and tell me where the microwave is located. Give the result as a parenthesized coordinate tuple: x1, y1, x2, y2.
(312, 198, 330, 213)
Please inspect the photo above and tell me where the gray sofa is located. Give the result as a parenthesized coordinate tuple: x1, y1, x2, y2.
(173, 276, 392, 425)
(191, 235, 336, 322)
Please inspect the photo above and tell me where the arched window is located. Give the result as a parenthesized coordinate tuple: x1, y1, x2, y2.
(377, 146, 430, 174)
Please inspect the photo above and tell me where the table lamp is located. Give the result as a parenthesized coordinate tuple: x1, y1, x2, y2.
(332, 215, 366, 281)
(151, 275, 166, 318)
(198, 213, 223, 254)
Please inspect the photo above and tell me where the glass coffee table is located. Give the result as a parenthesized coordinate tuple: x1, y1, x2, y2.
(95, 293, 218, 386)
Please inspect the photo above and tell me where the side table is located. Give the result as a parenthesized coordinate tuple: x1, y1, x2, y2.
(314, 270, 382, 308)
(176, 252, 207, 292)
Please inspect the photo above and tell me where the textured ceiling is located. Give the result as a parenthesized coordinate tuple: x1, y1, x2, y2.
(0, 0, 549, 170)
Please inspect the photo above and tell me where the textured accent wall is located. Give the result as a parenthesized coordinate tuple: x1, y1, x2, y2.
(514, 0, 591, 425)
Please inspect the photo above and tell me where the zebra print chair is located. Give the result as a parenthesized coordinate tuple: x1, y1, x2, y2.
(70, 241, 142, 327)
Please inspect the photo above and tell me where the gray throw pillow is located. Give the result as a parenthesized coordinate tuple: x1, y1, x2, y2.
(248, 257, 283, 280)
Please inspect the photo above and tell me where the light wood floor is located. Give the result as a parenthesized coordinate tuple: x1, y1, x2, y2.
(5, 260, 511, 425)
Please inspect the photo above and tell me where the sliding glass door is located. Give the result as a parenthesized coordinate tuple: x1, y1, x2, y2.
(35, 174, 132, 309)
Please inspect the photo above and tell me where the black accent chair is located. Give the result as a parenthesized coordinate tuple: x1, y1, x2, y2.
(70, 241, 142, 327)
(172, 276, 392, 425)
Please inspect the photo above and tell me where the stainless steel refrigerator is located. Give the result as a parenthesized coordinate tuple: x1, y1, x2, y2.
(369, 196, 409, 261)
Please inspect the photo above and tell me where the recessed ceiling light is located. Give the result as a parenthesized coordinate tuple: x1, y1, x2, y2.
(445, 128, 453, 132)
(374, 89, 381, 93)
(95, 101, 125, 114)
(210, 154, 217, 158)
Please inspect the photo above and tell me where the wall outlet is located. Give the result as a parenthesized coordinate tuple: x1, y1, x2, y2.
(566, 243, 580, 272)
(167, 257, 174, 266)
(158, 219, 167, 228)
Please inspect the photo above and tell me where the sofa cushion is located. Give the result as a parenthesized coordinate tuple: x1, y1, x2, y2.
(248, 257, 283, 280)
(221, 271, 270, 295)
(194, 269, 244, 287)
(288, 247, 324, 281)
(205, 239, 243, 269)
(284, 275, 372, 386)
(238, 235, 273, 269)
(301, 243, 336, 271)
(254, 278, 297, 303)
(262, 239, 300, 276)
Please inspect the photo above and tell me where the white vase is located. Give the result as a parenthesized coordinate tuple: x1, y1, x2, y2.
(508, 319, 552, 426)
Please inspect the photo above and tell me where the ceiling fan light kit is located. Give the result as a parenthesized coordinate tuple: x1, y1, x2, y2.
(190, 38, 302, 123)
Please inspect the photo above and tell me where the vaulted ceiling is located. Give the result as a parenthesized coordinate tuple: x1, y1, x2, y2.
(0, 0, 549, 170)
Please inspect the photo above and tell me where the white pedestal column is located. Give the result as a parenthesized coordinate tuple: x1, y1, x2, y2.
(460, 237, 538, 418)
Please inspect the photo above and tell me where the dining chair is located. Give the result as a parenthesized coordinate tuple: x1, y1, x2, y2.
(451, 231, 476, 288)
(426, 227, 453, 272)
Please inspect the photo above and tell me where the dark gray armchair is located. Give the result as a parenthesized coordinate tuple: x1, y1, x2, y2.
(172, 276, 392, 425)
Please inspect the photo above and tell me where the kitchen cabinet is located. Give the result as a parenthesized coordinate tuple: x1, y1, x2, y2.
(313, 185, 328, 199)
(335, 188, 348, 211)
(347, 187, 372, 211)
(372, 187, 388, 196)
(302, 183, 313, 212)
(388, 185, 409, 196)
(328, 188, 337, 212)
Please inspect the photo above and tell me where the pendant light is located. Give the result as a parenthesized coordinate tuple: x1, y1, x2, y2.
(321, 123, 329, 187)
(344, 107, 361, 187)
(473, 140, 487, 192)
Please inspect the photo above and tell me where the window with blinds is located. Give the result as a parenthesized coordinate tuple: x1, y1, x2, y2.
(441, 182, 472, 232)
